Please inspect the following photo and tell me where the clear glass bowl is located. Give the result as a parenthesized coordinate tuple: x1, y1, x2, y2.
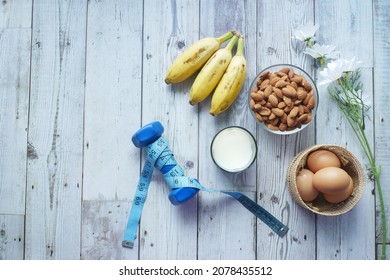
(248, 64, 319, 135)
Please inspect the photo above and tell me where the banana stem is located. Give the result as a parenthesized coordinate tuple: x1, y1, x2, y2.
(236, 36, 245, 56)
(216, 31, 234, 43)
(225, 35, 239, 51)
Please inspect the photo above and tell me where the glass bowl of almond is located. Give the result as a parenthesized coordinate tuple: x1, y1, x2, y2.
(249, 64, 319, 135)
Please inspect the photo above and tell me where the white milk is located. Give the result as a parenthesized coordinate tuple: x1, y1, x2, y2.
(211, 127, 257, 172)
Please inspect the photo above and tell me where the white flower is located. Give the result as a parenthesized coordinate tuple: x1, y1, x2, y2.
(319, 60, 345, 86)
(304, 44, 339, 59)
(341, 56, 363, 72)
(292, 22, 319, 42)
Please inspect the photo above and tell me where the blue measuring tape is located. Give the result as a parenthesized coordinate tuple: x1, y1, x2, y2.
(122, 124, 288, 248)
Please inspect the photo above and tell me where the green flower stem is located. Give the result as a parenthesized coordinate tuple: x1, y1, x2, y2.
(332, 76, 387, 260)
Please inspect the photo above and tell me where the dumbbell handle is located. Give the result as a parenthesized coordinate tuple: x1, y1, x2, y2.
(132, 121, 199, 205)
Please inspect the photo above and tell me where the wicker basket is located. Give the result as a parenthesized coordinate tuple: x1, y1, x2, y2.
(287, 144, 366, 216)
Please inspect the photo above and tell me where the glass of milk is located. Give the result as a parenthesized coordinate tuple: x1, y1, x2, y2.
(210, 126, 257, 173)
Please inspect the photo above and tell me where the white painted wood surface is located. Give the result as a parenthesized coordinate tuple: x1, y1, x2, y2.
(374, 0, 390, 258)
(0, 214, 24, 259)
(0, 0, 388, 260)
(0, 28, 30, 215)
(140, 0, 199, 260)
(82, 0, 143, 260)
(197, 0, 257, 260)
(315, 0, 376, 260)
(256, 0, 316, 260)
(0, 0, 31, 28)
(25, 0, 87, 259)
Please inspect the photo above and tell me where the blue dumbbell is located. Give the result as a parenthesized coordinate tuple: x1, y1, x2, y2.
(131, 121, 199, 205)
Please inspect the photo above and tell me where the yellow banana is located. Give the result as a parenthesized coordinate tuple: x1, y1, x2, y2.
(189, 35, 239, 105)
(165, 31, 234, 84)
(210, 36, 246, 116)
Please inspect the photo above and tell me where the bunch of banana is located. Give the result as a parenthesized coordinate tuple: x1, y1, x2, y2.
(165, 31, 246, 116)
(189, 35, 238, 105)
(165, 31, 234, 84)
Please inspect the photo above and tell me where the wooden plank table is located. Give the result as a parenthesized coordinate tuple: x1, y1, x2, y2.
(0, 0, 389, 260)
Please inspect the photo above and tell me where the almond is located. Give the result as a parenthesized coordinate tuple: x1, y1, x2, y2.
(284, 106, 292, 113)
(250, 99, 255, 110)
(302, 112, 312, 124)
(290, 81, 298, 90)
(297, 114, 308, 123)
(279, 123, 287, 131)
(269, 113, 277, 120)
(254, 103, 262, 111)
(275, 80, 288, 88)
(297, 88, 307, 100)
(273, 87, 283, 99)
(255, 113, 263, 122)
(260, 107, 271, 116)
(282, 113, 288, 123)
(303, 93, 312, 105)
(302, 79, 312, 91)
(294, 99, 302, 105)
(271, 108, 284, 117)
(276, 71, 288, 77)
(267, 124, 279, 131)
(290, 75, 303, 83)
(270, 118, 279, 126)
(289, 106, 299, 118)
(280, 75, 289, 81)
(264, 85, 273, 97)
(268, 95, 279, 107)
(288, 68, 295, 78)
(278, 101, 286, 109)
(282, 85, 297, 98)
(298, 105, 305, 115)
(251, 91, 264, 102)
(279, 67, 290, 73)
(307, 96, 316, 109)
(287, 114, 295, 127)
(270, 77, 280, 86)
(260, 79, 270, 90)
(283, 96, 293, 107)
(260, 71, 270, 80)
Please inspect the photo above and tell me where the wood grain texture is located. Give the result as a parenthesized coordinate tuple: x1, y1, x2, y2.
(256, 0, 316, 260)
(198, 192, 256, 259)
(315, 0, 373, 67)
(0, 0, 32, 28)
(83, 0, 143, 201)
(0, 215, 24, 260)
(25, 0, 87, 259)
(197, 0, 257, 260)
(82, 0, 143, 259)
(140, 0, 199, 259)
(0, 28, 31, 215)
(315, 70, 375, 260)
(315, 0, 375, 259)
(81, 201, 137, 260)
(374, 0, 390, 245)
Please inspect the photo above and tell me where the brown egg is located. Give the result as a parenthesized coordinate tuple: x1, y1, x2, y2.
(306, 150, 341, 173)
(313, 167, 350, 194)
(323, 176, 354, 203)
(296, 169, 318, 202)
